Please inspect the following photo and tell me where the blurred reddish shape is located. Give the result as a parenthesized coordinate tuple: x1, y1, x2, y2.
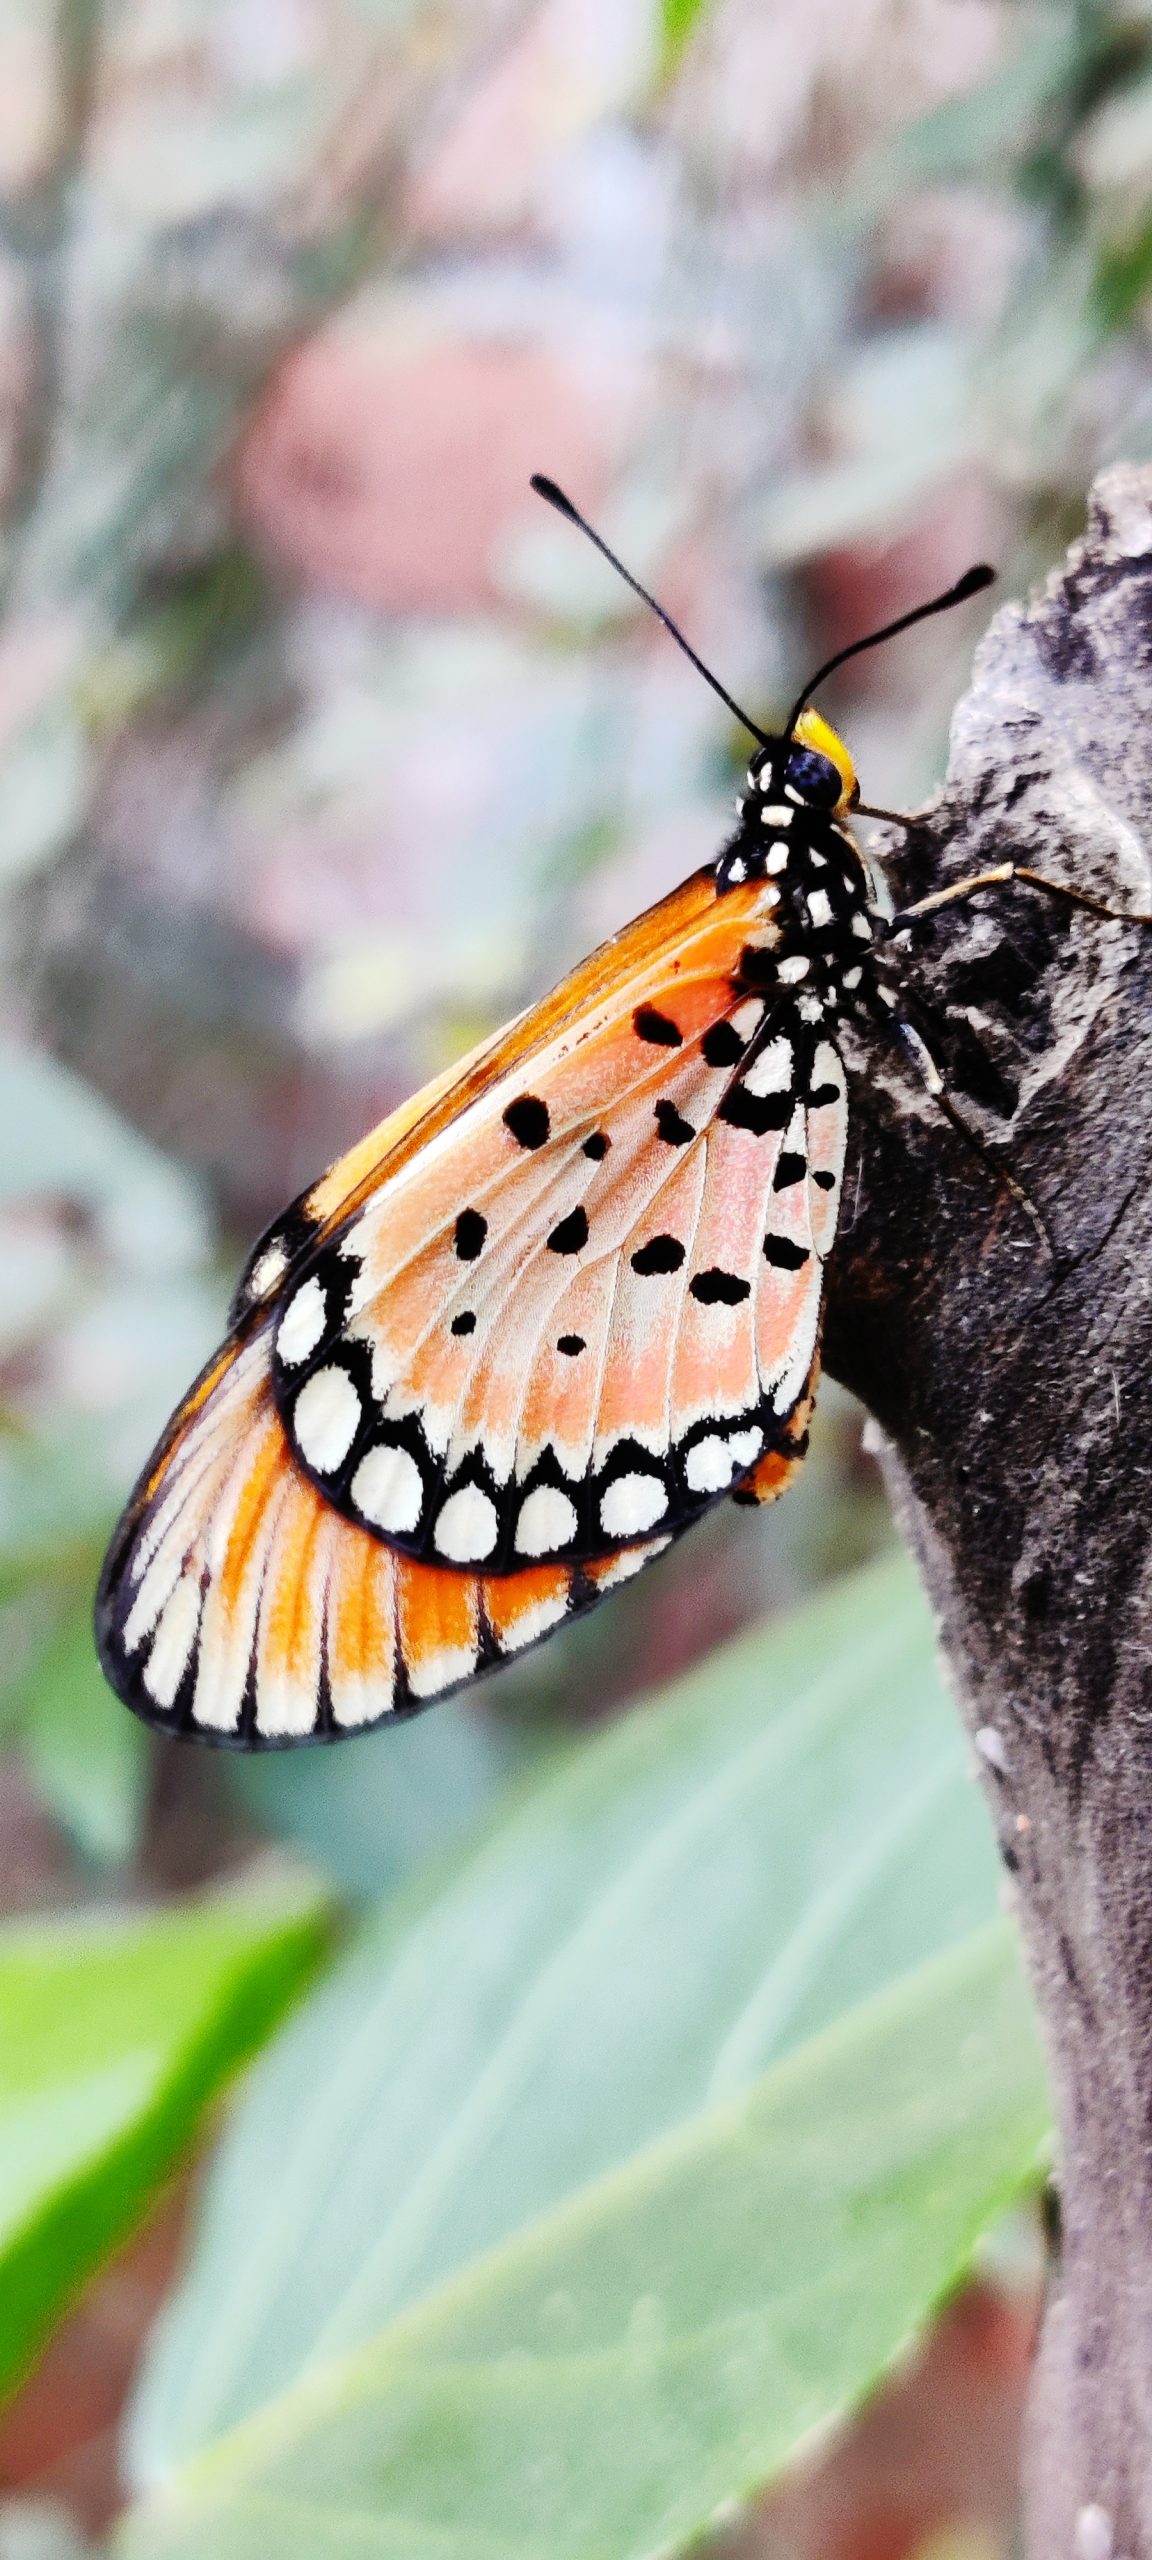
(233, 324, 638, 612)
(741, 2273, 1036, 2559)
(0, 2184, 191, 2536)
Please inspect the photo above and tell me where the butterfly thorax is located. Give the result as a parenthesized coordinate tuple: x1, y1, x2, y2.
(714, 727, 880, 1028)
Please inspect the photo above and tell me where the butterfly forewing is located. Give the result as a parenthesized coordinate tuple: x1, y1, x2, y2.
(265, 920, 845, 1574)
(95, 861, 847, 1746)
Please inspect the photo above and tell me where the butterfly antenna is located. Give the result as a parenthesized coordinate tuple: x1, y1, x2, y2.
(530, 474, 769, 746)
(785, 563, 996, 737)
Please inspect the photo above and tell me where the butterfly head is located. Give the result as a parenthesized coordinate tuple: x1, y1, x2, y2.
(746, 709, 858, 817)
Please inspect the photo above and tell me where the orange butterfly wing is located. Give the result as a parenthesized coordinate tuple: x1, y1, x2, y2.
(95, 864, 844, 1746)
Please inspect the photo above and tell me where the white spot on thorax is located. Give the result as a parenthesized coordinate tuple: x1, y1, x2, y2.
(975, 1724, 1009, 1774)
(743, 1036, 793, 1097)
(277, 1275, 328, 1367)
(600, 1472, 668, 1536)
(797, 994, 825, 1022)
(807, 847, 826, 869)
(842, 965, 863, 989)
(764, 841, 790, 874)
(515, 1484, 578, 1557)
(435, 1485, 499, 1561)
(806, 889, 832, 928)
(784, 784, 804, 803)
(777, 953, 810, 983)
(851, 911, 874, 940)
(726, 855, 748, 882)
(759, 803, 793, 824)
(352, 1442, 423, 1532)
(293, 1365, 362, 1473)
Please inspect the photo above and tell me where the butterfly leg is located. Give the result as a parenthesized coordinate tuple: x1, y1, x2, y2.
(867, 985, 1054, 1254)
(890, 863, 1152, 932)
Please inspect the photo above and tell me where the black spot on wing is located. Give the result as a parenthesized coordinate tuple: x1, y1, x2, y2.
(701, 1019, 746, 1069)
(812, 1169, 837, 1191)
(809, 1080, 841, 1106)
(773, 1151, 806, 1190)
(631, 1235, 685, 1276)
(764, 1235, 810, 1270)
(557, 1333, 586, 1357)
(654, 1099, 695, 1147)
(633, 1006, 682, 1047)
(736, 945, 778, 990)
(719, 1085, 792, 1136)
(451, 1310, 477, 1335)
(454, 1209, 487, 1259)
(583, 1131, 611, 1159)
(504, 1095, 550, 1149)
(689, 1268, 751, 1306)
(548, 1206, 589, 1255)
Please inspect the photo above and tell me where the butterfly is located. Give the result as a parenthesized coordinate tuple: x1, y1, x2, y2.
(96, 479, 1127, 1748)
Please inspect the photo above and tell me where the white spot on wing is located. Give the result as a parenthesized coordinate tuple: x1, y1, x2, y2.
(515, 1485, 578, 1557)
(806, 889, 832, 928)
(727, 1426, 763, 1468)
(731, 1000, 766, 1039)
(352, 1443, 423, 1532)
(600, 1472, 668, 1536)
(293, 1366, 361, 1473)
(777, 953, 809, 983)
(686, 1434, 736, 1494)
(435, 1485, 499, 1562)
(743, 1037, 792, 1097)
(277, 1275, 328, 1367)
(248, 1244, 288, 1300)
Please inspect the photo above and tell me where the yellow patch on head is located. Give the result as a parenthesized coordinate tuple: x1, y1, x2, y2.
(793, 708, 857, 812)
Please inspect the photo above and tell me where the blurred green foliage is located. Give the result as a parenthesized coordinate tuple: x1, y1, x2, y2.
(0, 1879, 328, 2403)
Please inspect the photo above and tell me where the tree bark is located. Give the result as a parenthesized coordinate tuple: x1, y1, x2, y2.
(823, 462, 1152, 2559)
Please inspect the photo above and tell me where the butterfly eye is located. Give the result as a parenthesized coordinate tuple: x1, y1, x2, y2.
(784, 745, 842, 807)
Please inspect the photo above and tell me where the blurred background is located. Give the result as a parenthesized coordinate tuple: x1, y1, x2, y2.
(1, 0, 1149, 2549)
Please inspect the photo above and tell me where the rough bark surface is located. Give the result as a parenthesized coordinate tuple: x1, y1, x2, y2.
(823, 463, 1152, 2560)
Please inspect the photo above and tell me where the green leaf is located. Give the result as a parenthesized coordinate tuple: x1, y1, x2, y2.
(5, 1593, 148, 1866)
(659, 0, 711, 73)
(130, 1555, 1003, 2481)
(0, 1879, 329, 2403)
(116, 1922, 1049, 2560)
(879, 17, 1084, 185)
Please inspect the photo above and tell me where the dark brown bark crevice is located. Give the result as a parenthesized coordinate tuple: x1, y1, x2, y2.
(823, 463, 1152, 2558)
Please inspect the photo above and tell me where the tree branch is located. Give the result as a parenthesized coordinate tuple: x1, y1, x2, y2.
(824, 461, 1152, 2558)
